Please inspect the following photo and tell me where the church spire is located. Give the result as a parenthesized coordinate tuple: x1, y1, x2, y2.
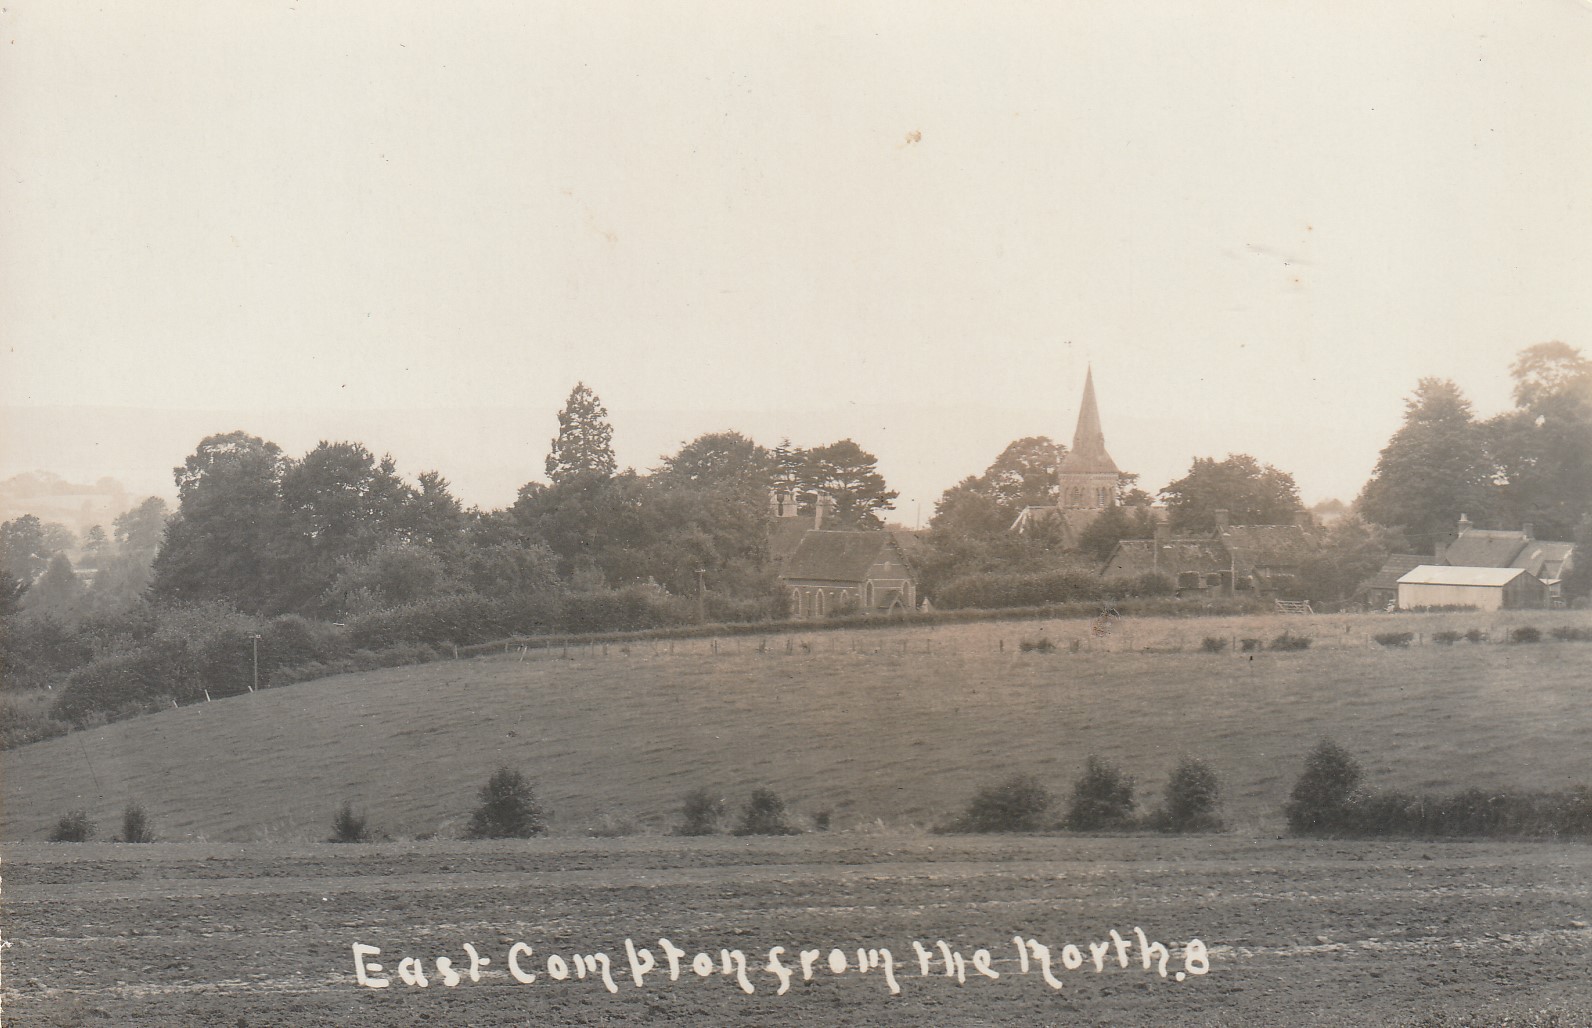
(1059, 365, 1119, 475)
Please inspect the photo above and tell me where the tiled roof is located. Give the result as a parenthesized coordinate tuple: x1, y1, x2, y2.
(1444, 530, 1528, 568)
(1363, 554, 1428, 592)
(780, 531, 895, 583)
(1217, 524, 1319, 571)
(1509, 540, 1576, 581)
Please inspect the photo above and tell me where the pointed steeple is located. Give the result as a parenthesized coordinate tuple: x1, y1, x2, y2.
(1058, 366, 1119, 475)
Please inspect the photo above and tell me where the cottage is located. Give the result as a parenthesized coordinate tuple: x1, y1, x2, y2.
(1100, 509, 1319, 598)
(1434, 515, 1577, 603)
(780, 531, 917, 618)
(1396, 565, 1550, 611)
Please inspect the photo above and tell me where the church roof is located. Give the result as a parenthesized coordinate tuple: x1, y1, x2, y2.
(1056, 366, 1120, 476)
(779, 531, 899, 584)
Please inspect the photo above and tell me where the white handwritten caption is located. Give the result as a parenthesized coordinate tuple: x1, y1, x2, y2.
(351, 929, 1210, 995)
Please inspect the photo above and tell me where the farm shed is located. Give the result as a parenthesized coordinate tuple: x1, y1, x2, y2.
(779, 531, 917, 618)
(1396, 565, 1550, 611)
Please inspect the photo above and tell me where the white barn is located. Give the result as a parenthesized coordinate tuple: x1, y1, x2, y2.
(1396, 565, 1550, 612)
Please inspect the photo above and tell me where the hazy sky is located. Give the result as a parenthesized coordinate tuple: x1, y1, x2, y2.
(4, 2, 1591, 519)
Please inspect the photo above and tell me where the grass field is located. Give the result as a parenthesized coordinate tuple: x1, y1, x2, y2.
(3, 834, 1589, 1026)
(4, 609, 1590, 842)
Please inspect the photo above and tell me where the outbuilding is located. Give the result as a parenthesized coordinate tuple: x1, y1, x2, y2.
(1395, 565, 1550, 611)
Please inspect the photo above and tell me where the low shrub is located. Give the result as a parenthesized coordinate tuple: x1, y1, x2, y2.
(117, 802, 155, 843)
(1549, 626, 1591, 642)
(464, 767, 549, 839)
(732, 788, 799, 836)
(942, 774, 1055, 833)
(1269, 632, 1312, 652)
(1432, 630, 1461, 645)
(0, 697, 71, 749)
(1510, 626, 1542, 644)
(1018, 638, 1057, 653)
(1374, 631, 1414, 648)
(934, 570, 1174, 611)
(1464, 628, 1488, 644)
(585, 810, 644, 838)
(675, 787, 727, 836)
(328, 801, 372, 843)
(1065, 756, 1136, 831)
(1240, 638, 1264, 653)
(49, 809, 95, 842)
(1200, 636, 1229, 654)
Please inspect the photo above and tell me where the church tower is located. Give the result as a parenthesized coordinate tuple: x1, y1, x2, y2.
(1056, 366, 1120, 517)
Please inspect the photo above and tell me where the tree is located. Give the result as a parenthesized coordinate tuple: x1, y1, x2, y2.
(1357, 379, 1495, 554)
(464, 767, 549, 838)
(675, 787, 727, 836)
(1564, 515, 1592, 604)
(1486, 342, 1592, 541)
(274, 441, 414, 612)
(326, 541, 455, 614)
(152, 432, 288, 614)
(1295, 515, 1409, 607)
(980, 436, 1063, 512)
(401, 470, 467, 549)
(1076, 502, 1158, 562)
(2, 514, 61, 582)
(657, 431, 772, 491)
(950, 774, 1055, 833)
(81, 525, 110, 570)
(1065, 756, 1137, 830)
(1154, 758, 1224, 833)
(546, 382, 617, 483)
(1284, 739, 1362, 835)
(1160, 454, 1302, 533)
(800, 439, 898, 527)
(24, 553, 85, 613)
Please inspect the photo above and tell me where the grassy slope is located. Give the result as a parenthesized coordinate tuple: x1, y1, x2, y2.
(4, 610, 1590, 842)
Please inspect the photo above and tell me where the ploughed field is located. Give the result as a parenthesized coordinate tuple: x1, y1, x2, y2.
(4, 610, 1590, 842)
(3, 834, 1590, 1026)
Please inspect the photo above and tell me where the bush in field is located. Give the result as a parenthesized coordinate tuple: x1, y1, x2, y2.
(1550, 626, 1592, 642)
(1065, 757, 1136, 831)
(464, 767, 549, 839)
(116, 802, 155, 843)
(1240, 638, 1264, 653)
(328, 801, 372, 843)
(732, 788, 799, 836)
(1269, 631, 1311, 652)
(934, 569, 1173, 611)
(1464, 628, 1487, 644)
(49, 809, 95, 842)
(1432, 630, 1461, 645)
(1018, 637, 1056, 653)
(1200, 636, 1229, 654)
(1510, 626, 1541, 644)
(585, 809, 644, 838)
(1374, 631, 1414, 648)
(1150, 758, 1224, 833)
(1284, 739, 1363, 835)
(675, 787, 727, 836)
(944, 774, 1055, 833)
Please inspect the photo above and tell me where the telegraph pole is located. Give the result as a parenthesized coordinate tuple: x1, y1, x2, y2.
(251, 633, 261, 692)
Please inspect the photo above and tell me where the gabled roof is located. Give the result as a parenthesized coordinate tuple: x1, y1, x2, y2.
(1101, 538, 1230, 578)
(1509, 540, 1576, 581)
(1444, 529, 1528, 568)
(1217, 524, 1319, 571)
(1056, 367, 1120, 476)
(1363, 554, 1428, 593)
(1398, 565, 1535, 587)
(768, 518, 811, 563)
(780, 531, 900, 584)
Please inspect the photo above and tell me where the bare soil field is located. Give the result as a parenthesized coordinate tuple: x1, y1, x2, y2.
(3, 834, 1590, 1026)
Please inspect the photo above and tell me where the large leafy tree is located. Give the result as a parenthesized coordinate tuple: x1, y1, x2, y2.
(1295, 515, 1409, 607)
(1357, 379, 1495, 553)
(546, 382, 617, 484)
(152, 431, 289, 613)
(1, 514, 56, 582)
(799, 439, 898, 528)
(1160, 454, 1302, 533)
(1486, 342, 1592, 540)
(90, 497, 170, 610)
(657, 431, 772, 491)
(274, 441, 414, 612)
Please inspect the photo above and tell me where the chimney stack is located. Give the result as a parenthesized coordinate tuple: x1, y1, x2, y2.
(814, 491, 835, 530)
(1214, 509, 1230, 531)
(1457, 513, 1471, 534)
(1522, 522, 1534, 541)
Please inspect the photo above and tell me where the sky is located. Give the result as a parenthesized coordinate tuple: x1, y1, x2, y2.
(4, 1, 1591, 522)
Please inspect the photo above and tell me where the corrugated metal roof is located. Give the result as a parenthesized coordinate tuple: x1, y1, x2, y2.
(1397, 565, 1533, 587)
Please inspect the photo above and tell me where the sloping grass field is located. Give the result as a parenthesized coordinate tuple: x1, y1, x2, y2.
(5, 608, 1590, 841)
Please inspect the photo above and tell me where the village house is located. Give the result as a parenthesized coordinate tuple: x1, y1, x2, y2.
(1364, 514, 1577, 608)
(1098, 509, 1320, 599)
